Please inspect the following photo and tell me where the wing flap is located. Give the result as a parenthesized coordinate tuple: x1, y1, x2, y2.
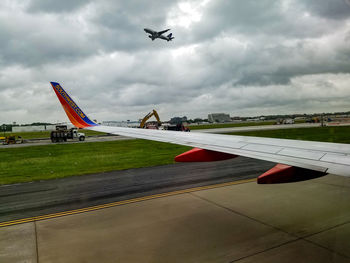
(241, 144, 283, 154)
(278, 148, 326, 160)
(321, 153, 350, 165)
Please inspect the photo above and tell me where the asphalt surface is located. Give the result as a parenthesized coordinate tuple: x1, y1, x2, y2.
(0, 157, 274, 223)
(0, 135, 133, 148)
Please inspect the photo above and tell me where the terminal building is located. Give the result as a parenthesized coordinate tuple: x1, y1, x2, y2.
(169, 116, 187, 124)
(208, 113, 231, 123)
(12, 124, 61, 133)
(102, 120, 140, 128)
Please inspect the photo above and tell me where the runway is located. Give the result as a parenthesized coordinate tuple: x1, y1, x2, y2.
(0, 157, 274, 223)
(0, 135, 133, 148)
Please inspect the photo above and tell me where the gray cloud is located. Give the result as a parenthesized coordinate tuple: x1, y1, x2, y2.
(27, 0, 90, 13)
(298, 0, 350, 20)
(0, 0, 350, 123)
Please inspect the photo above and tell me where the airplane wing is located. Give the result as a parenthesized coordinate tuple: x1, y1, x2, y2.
(51, 82, 350, 180)
(144, 28, 155, 34)
(158, 35, 169, 41)
(158, 28, 170, 35)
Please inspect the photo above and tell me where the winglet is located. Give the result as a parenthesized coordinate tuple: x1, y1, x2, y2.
(51, 82, 97, 128)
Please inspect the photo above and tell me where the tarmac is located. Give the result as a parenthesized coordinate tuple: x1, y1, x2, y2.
(1, 173, 350, 262)
(0, 135, 132, 148)
(0, 157, 274, 223)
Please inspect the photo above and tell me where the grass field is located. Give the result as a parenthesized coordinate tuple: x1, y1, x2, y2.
(0, 140, 190, 185)
(189, 120, 307, 130)
(228, 126, 350, 144)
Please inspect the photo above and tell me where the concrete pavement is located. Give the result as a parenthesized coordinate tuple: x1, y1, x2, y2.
(1, 174, 350, 262)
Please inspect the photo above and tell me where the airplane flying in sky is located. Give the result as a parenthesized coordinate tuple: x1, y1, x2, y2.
(144, 28, 174, 41)
(51, 82, 350, 183)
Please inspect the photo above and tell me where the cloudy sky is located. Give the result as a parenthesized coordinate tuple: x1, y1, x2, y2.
(1, 0, 350, 123)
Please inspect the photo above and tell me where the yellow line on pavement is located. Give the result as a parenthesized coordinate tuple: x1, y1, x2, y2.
(0, 178, 255, 228)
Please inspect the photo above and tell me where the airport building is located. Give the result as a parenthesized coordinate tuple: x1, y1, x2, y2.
(12, 124, 58, 132)
(169, 116, 187, 124)
(208, 113, 231, 123)
(102, 120, 140, 128)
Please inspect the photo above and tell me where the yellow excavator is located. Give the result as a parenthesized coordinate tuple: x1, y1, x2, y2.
(1, 135, 23, 145)
(140, 109, 162, 129)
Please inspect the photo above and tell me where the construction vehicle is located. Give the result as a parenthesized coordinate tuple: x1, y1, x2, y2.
(50, 125, 85, 143)
(140, 109, 162, 129)
(163, 123, 190, 132)
(306, 117, 320, 123)
(1, 135, 23, 145)
(139, 109, 190, 131)
(276, 118, 295, 125)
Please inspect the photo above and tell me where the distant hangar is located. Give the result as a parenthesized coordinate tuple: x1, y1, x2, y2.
(208, 113, 231, 123)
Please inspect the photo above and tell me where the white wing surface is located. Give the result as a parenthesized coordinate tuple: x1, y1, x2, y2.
(88, 125, 350, 176)
(51, 82, 350, 177)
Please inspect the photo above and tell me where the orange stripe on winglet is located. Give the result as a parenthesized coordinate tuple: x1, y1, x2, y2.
(52, 84, 90, 128)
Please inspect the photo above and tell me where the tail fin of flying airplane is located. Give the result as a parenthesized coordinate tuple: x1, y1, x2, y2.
(167, 33, 174, 41)
(50, 82, 97, 128)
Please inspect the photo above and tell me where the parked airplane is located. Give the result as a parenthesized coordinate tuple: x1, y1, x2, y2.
(144, 28, 174, 41)
(51, 82, 350, 183)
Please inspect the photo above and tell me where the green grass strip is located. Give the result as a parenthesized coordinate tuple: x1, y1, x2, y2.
(0, 140, 190, 185)
(190, 120, 306, 130)
(190, 121, 277, 130)
(227, 126, 350, 144)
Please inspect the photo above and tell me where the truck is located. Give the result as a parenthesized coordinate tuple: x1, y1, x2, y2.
(162, 123, 190, 132)
(50, 125, 85, 143)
